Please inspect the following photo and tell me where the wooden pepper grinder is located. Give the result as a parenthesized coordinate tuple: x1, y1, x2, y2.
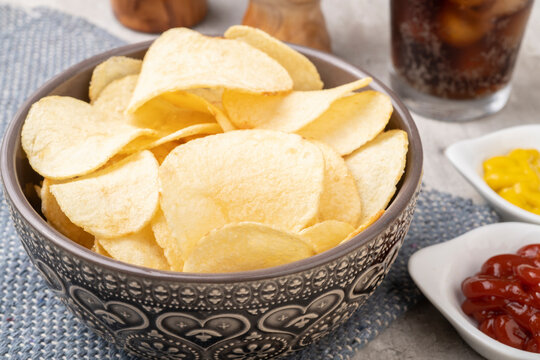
(242, 0, 331, 52)
(111, 0, 207, 33)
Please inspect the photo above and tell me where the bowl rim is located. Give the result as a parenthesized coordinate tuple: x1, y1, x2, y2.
(445, 124, 540, 224)
(1, 39, 423, 283)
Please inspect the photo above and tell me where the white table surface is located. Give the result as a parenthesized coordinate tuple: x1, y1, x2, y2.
(3, 0, 539, 358)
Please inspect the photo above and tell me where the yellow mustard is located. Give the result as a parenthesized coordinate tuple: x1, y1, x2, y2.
(483, 149, 540, 215)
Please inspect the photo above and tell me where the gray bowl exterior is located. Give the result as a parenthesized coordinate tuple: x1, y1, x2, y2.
(1, 41, 423, 360)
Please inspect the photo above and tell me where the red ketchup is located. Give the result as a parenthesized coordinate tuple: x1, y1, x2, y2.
(462, 244, 540, 352)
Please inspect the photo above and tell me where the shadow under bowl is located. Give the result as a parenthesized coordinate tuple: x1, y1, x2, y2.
(0, 40, 423, 359)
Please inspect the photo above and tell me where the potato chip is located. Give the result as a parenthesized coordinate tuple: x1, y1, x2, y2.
(300, 220, 355, 254)
(222, 78, 371, 132)
(98, 226, 170, 270)
(314, 141, 362, 226)
(345, 130, 408, 224)
(161, 91, 235, 132)
(188, 88, 223, 106)
(224, 25, 323, 91)
(341, 210, 384, 245)
(21, 96, 153, 179)
(93, 75, 222, 152)
(40, 179, 94, 248)
(151, 209, 184, 271)
(92, 239, 111, 257)
(150, 141, 182, 164)
(94, 75, 218, 135)
(34, 185, 42, 200)
(159, 130, 325, 257)
(120, 123, 222, 154)
(89, 56, 142, 103)
(50, 151, 159, 238)
(183, 88, 235, 130)
(93, 74, 140, 113)
(127, 28, 293, 113)
(151, 123, 221, 146)
(298, 91, 393, 156)
(183, 222, 314, 273)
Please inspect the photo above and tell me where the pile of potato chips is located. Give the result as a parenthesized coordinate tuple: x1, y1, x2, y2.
(22, 26, 408, 273)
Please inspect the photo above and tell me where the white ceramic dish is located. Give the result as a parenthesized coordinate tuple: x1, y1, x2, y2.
(445, 125, 540, 224)
(409, 222, 540, 360)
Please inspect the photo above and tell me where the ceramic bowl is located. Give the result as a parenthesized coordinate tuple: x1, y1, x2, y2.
(409, 222, 540, 360)
(445, 125, 540, 224)
(0, 40, 423, 359)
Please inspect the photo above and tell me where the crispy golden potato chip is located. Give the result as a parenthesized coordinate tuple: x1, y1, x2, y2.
(345, 130, 408, 224)
(120, 123, 222, 154)
(189, 88, 237, 131)
(50, 151, 159, 238)
(224, 25, 323, 91)
(94, 75, 221, 152)
(298, 91, 393, 156)
(21, 96, 153, 180)
(300, 220, 355, 254)
(159, 130, 325, 257)
(341, 210, 384, 245)
(151, 209, 184, 271)
(94, 75, 219, 136)
(92, 239, 111, 257)
(34, 185, 41, 200)
(183, 222, 314, 273)
(89, 56, 142, 103)
(151, 123, 221, 147)
(188, 88, 223, 106)
(314, 141, 362, 226)
(127, 28, 293, 113)
(161, 91, 235, 132)
(40, 179, 94, 248)
(150, 141, 182, 164)
(100, 153, 130, 169)
(98, 226, 170, 270)
(222, 78, 371, 132)
(93, 74, 140, 113)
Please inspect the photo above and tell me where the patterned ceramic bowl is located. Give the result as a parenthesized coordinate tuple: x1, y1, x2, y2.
(1, 41, 423, 360)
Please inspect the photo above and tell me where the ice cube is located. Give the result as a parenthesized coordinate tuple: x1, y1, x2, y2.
(488, 0, 529, 17)
(437, 6, 492, 47)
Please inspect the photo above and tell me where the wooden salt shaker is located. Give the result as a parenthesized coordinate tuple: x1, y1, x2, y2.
(242, 0, 331, 52)
(111, 0, 207, 33)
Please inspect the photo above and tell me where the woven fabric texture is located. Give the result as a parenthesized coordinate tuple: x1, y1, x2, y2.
(0, 5, 500, 359)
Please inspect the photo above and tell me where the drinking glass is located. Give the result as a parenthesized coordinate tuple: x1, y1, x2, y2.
(390, 0, 534, 121)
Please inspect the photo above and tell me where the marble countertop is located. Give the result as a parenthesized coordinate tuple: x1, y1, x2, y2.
(3, 0, 539, 358)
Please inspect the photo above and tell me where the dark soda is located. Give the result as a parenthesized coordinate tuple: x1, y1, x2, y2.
(391, 0, 533, 100)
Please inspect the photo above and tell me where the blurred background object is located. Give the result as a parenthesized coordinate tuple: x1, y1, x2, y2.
(390, 0, 534, 122)
(110, 0, 207, 33)
(242, 0, 331, 52)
